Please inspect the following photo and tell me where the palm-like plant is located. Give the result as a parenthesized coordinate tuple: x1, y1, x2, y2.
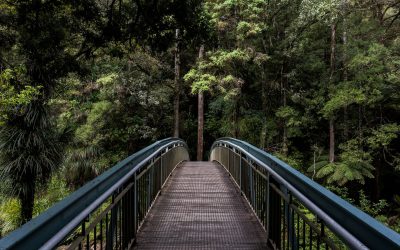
(63, 146, 99, 189)
(0, 102, 63, 224)
(308, 140, 374, 186)
(309, 160, 374, 186)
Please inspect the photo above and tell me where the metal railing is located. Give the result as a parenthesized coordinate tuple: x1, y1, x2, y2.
(210, 138, 400, 250)
(0, 138, 189, 250)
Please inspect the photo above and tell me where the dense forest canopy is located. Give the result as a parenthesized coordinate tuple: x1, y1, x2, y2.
(0, 0, 399, 236)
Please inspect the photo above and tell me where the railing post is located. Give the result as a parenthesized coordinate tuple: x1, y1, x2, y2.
(265, 172, 270, 240)
(239, 153, 242, 191)
(148, 164, 152, 210)
(133, 173, 137, 240)
(106, 194, 117, 250)
(287, 193, 298, 250)
(218, 144, 221, 163)
(249, 162, 255, 206)
(228, 147, 230, 173)
(160, 153, 163, 192)
(121, 185, 127, 248)
(269, 178, 281, 249)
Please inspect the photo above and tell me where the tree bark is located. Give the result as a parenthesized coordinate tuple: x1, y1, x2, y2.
(19, 180, 35, 225)
(197, 45, 205, 161)
(329, 22, 337, 163)
(374, 155, 382, 201)
(233, 103, 239, 138)
(173, 29, 181, 137)
(329, 119, 335, 163)
(259, 69, 268, 149)
(342, 0, 349, 140)
(281, 65, 288, 156)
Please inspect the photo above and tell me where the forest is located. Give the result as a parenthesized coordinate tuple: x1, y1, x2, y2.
(0, 0, 399, 237)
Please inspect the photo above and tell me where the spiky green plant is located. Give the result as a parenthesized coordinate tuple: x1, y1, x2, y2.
(63, 146, 100, 189)
(0, 102, 64, 224)
(308, 140, 374, 186)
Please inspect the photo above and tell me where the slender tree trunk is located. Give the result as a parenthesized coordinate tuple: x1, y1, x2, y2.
(259, 69, 268, 149)
(343, 107, 348, 139)
(358, 104, 362, 144)
(342, 0, 349, 140)
(173, 29, 181, 137)
(374, 155, 382, 201)
(329, 22, 337, 163)
(329, 119, 335, 163)
(19, 180, 35, 224)
(281, 65, 288, 156)
(197, 45, 205, 161)
(233, 102, 239, 138)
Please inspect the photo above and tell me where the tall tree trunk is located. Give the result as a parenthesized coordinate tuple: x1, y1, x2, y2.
(329, 22, 337, 163)
(281, 65, 288, 156)
(329, 119, 335, 163)
(374, 154, 382, 201)
(173, 29, 181, 137)
(197, 45, 205, 161)
(342, 0, 349, 140)
(19, 180, 35, 225)
(259, 69, 268, 149)
(233, 102, 239, 138)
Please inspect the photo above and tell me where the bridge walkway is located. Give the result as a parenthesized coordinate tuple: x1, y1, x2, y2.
(134, 161, 268, 249)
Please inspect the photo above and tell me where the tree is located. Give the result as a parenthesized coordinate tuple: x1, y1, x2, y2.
(0, 0, 107, 223)
(197, 45, 205, 161)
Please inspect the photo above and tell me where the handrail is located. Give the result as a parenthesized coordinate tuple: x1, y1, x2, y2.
(0, 138, 189, 249)
(211, 137, 400, 250)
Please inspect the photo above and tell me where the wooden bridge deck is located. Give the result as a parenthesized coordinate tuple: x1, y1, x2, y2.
(134, 161, 268, 249)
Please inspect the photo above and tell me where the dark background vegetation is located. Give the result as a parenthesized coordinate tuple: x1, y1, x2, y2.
(0, 0, 399, 236)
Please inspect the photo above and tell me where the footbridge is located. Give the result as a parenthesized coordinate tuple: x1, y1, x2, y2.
(0, 138, 399, 249)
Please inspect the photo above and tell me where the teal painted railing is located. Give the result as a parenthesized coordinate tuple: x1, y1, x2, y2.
(1, 137, 399, 250)
(0, 138, 189, 250)
(210, 137, 400, 250)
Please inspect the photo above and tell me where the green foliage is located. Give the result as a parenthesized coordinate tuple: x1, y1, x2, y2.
(276, 106, 303, 137)
(32, 176, 70, 217)
(322, 86, 366, 118)
(275, 151, 303, 171)
(358, 190, 388, 218)
(367, 123, 400, 149)
(0, 0, 399, 235)
(0, 68, 41, 125)
(75, 101, 113, 144)
(185, 48, 253, 94)
(0, 198, 21, 236)
(308, 140, 374, 185)
(0, 176, 70, 236)
(63, 147, 100, 189)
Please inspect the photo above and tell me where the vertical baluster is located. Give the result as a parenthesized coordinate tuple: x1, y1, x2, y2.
(134, 173, 137, 241)
(228, 148, 230, 173)
(80, 220, 85, 250)
(239, 153, 242, 192)
(265, 172, 270, 239)
(282, 199, 285, 250)
(100, 218, 103, 250)
(297, 213, 300, 249)
(160, 154, 163, 189)
(118, 197, 121, 248)
(249, 163, 253, 207)
(309, 224, 313, 250)
(302, 219, 306, 249)
(94, 221, 97, 250)
(291, 203, 296, 250)
(320, 222, 325, 250)
(317, 221, 321, 250)
(105, 212, 108, 249)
